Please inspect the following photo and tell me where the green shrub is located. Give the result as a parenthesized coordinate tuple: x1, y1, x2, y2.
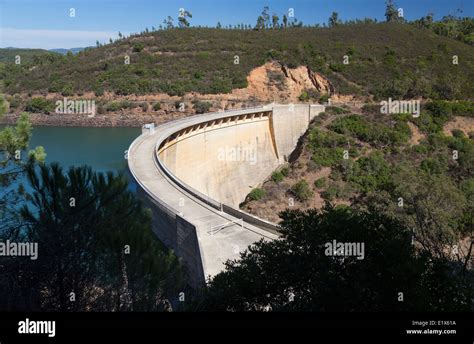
(348, 152, 391, 193)
(248, 188, 266, 201)
(330, 115, 409, 145)
(321, 184, 338, 201)
(450, 101, 474, 117)
(193, 101, 212, 114)
(93, 86, 104, 97)
(321, 181, 353, 201)
(104, 100, 134, 111)
(210, 77, 232, 94)
(314, 177, 327, 188)
(426, 100, 453, 117)
(420, 157, 447, 175)
(61, 84, 74, 96)
(265, 49, 280, 60)
(413, 100, 470, 134)
(271, 171, 284, 183)
(8, 94, 21, 110)
(133, 43, 144, 52)
(392, 121, 411, 144)
(325, 106, 347, 115)
(105, 101, 119, 112)
(48, 79, 64, 93)
(451, 129, 465, 138)
(281, 166, 290, 177)
(460, 178, 474, 202)
(138, 102, 148, 112)
(193, 71, 204, 80)
(153, 102, 161, 111)
(298, 91, 309, 101)
(298, 89, 320, 102)
(312, 147, 345, 167)
(306, 160, 319, 171)
(330, 115, 371, 140)
(413, 113, 442, 134)
(0, 94, 10, 114)
(25, 97, 54, 114)
(308, 128, 347, 148)
(308, 128, 351, 166)
(411, 144, 429, 154)
(291, 180, 313, 201)
(120, 100, 134, 109)
(329, 62, 344, 72)
(318, 94, 329, 104)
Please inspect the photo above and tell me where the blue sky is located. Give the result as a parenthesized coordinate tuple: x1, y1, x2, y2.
(1, 0, 472, 49)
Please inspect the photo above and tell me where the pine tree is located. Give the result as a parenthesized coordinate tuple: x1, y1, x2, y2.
(385, 0, 400, 22)
(329, 12, 341, 27)
(178, 10, 192, 28)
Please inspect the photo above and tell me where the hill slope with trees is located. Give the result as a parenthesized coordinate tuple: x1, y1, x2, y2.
(1, 22, 473, 101)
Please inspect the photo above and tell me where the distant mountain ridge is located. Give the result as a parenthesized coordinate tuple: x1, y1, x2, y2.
(0, 48, 58, 63)
(0, 47, 87, 63)
(49, 47, 87, 55)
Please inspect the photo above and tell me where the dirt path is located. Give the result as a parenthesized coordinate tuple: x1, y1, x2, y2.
(407, 121, 424, 145)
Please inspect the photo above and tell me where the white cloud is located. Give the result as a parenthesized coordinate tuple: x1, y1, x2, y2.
(0, 28, 128, 49)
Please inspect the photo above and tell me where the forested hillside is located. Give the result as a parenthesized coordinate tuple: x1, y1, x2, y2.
(1, 23, 473, 100)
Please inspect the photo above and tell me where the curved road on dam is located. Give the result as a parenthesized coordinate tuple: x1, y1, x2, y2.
(128, 104, 324, 286)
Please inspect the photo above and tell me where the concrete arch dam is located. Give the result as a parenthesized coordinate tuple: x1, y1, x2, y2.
(128, 104, 325, 287)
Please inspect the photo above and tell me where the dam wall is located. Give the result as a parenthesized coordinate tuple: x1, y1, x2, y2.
(128, 104, 324, 287)
(159, 110, 279, 208)
(159, 104, 324, 208)
(134, 163, 205, 287)
(272, 104, 324, 162)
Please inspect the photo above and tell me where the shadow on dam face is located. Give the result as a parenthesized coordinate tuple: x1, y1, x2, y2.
(128, 104, 325, 287)
(158, 104, 324, 208)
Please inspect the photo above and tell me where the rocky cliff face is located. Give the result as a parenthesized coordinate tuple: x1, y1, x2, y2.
(230, 61, 334, 103)
(281, 64, 334, 96)
(307, 68, 336, 95)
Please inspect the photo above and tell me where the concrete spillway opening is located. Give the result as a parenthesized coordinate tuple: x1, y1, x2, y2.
(158, 104, 324, 209)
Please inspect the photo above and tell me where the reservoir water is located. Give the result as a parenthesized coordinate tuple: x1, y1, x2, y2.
(28, 126, 141, 174)
(1, 125, 142, 197)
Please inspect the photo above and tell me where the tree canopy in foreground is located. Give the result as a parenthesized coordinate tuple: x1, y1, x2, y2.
(196, 205, 472, 311)
(0, 163, 184, 311)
